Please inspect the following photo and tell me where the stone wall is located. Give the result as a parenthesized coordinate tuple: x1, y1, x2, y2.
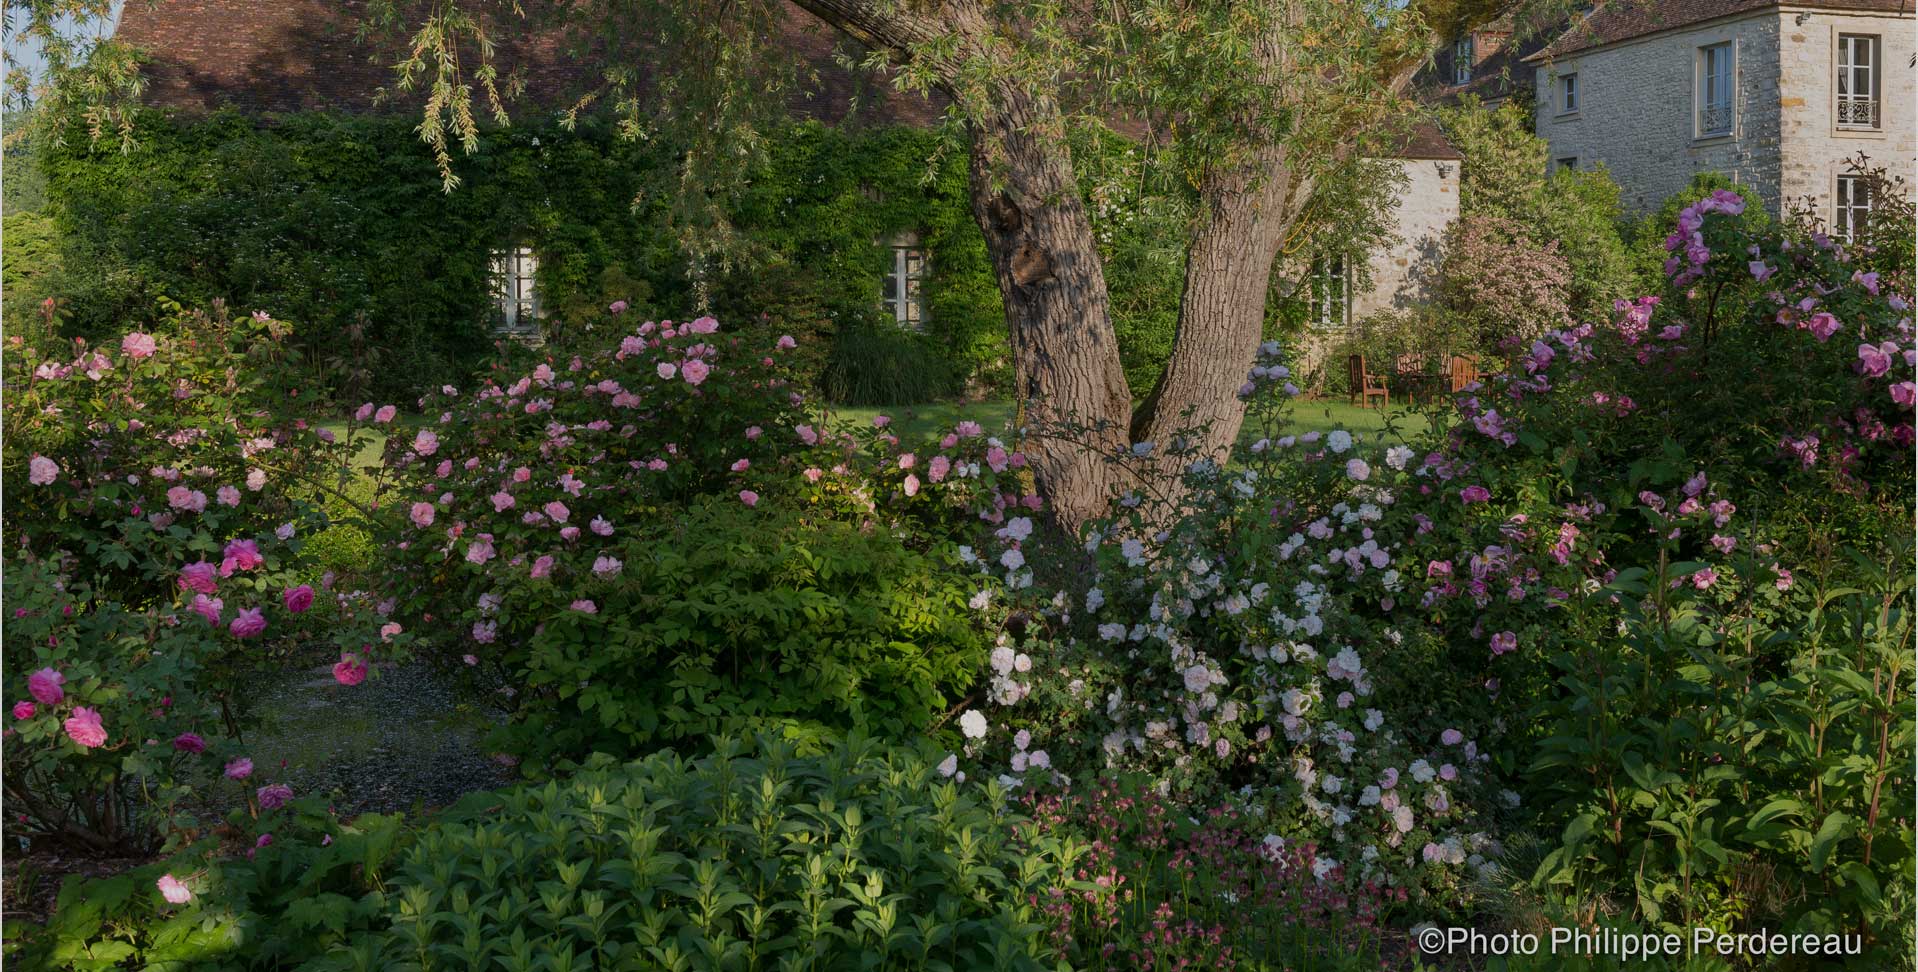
(1532, 12, 1785, 213)
(1774, 11, 1917, 224)
(1351, 157, 1460, 319)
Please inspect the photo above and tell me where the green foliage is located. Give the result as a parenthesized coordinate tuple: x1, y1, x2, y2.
(311, 734, 1066, 972)
(821, 319, 960, 405)
(1526, 554, 1914, 964)
(34, 112, 1010, 402)
(1437, 96, 1636, 322)
(1626, 173, 1770, 293)
(498, 497, 990, 759)
(5, 801, 411, 971)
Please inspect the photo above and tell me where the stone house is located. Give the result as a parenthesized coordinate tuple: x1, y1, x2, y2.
(111, 0, 1460, 346)
(1526, 0, 1915, 228)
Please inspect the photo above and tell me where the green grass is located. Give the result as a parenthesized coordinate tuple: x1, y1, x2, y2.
(821, 397, 1443, 450)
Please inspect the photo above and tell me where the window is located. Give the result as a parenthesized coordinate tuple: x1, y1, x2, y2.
(1556, 157, 1579, 172)
(1696, 42, 1734, 136)
(1836, 34, 1881, 129)
(1835, 174, 1872, 242)
(1310, 258, 1350, 330)
(1559, 72, 1579, 113)
(492, 246, 539, 335)
(883, 240, 929, 327)
(1453, 36, 1474, 84)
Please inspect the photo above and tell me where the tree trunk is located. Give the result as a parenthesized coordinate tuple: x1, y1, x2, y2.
(1133, 146, 1307, 463)
(963, 85, 1136, 529)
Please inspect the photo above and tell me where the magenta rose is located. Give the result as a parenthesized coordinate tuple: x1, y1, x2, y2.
(172, 732, 206, 753)
(229, 608, 267, 639)
(178, 561, 219, 595)
(282, 585, 315, 614)
(27, 668, 64, 706)
(332, 657, 368, 686)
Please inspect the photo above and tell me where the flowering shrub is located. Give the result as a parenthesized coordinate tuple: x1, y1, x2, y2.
(1436, 214, 1575, 346)
(378, 312, 1032, 760)
(2, 314, 392, 851)
(936, 344, 1510, 905)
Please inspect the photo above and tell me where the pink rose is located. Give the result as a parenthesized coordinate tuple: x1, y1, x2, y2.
(531, 555, 555, 579)
(27, 455, 58, 486)
(178, 561, 220, 594)
(12, 701, 36, 720)
(542, 501, 570, 523)
(27, 668, 64, 705)
(122, 332, 157, 358)
(256, 783, 294, 810)
(282, 585, 315, 614)
(229, 607, 267, 639)
(681, 359, 711, 386)
(739, 490, 758, 507)
(1460, 485, 1491, 504)
(172, 732, 206, 753)
(156, 874, 193, 904)
(220, 539, 263, 576)
(333, 656, 367, 686)
(64, 707, 107, 748)
(225, 757, 254, 780)
(374, 405, 397, 423)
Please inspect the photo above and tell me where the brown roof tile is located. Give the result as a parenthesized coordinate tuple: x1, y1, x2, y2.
(1529, 0, 1913, 61)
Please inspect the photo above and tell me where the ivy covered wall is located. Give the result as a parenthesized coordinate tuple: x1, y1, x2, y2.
(30, 111, 1009, 402)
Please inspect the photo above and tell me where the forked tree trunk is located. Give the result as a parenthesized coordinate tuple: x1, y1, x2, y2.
(964, 86, 1136, 529)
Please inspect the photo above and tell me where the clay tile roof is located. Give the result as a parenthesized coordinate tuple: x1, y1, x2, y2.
(113, 0, 943, 124)
(1384, 117, 1465, 159)
(1529, 0, 1914, 61)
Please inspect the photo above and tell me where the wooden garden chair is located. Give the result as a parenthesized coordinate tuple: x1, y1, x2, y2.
(1347, 354, 1389, 410)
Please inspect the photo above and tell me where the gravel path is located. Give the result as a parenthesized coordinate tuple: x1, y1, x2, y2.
(234, 660, 514, 816)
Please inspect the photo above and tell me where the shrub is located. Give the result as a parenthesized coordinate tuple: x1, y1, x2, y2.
(821, 317, 958, 405)
(2, 315, 395, 852)
(307, 735, 1067, 971)
(6, 799, 409, 970)
(1524, 553, 1914, 965)
(938, 343, 1510, 904)
(1435, 214, 1574, 347)
(495, 496, 990, 757)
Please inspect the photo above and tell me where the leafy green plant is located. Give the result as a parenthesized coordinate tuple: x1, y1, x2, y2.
(307, 734, 1066, 972)
(821, 317, 958, 405)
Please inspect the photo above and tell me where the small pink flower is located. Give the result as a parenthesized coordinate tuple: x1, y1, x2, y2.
(216, 485, 241, 507)
(928, 456, 951, 483)
(570, 599, 598, 614)
(491, 490, 515, 512)
(739, 490, 758, 507)
(681, 359, 711, 386)
(1459, 485, 1491, 504)
(64, 707, 107, 748)
(413, 429, 440, 455)
(531, 555, 555, 579)
(776, 335, 797, 350)
(27, 668, 64, 705)
(730, 458, 750, 472)
(180, 562, 223, 597)
(156, 874, 192, 904)
(225, 757, 254, 780)
(543, 501, 570, 523)
(410, 502, 435, 527)
(609, 300, 629, 314)
(172, 732, 206, 753)
(903, 474, 920, 497)
(374, 405, 397, 423)
(333, 655, 368, 686)
(12, 701, 36, 720)
(1489, 631, 1517, 656)
(656, 362, 677, 380)
(27, 455, 58, 486)
(229, 608, 267, 639)
(122, 332, 158, 358)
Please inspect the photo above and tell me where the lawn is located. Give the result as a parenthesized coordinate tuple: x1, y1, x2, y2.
(822, 396, 1444, 447)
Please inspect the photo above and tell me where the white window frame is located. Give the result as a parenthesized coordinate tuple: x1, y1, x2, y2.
(1558, 72, 1579, 114)
(1695, 42, 1735, 138)
(1836, 34, 1881, 131)
(1453, 36, 1474, 84)
(1835, 174, 1872, 242)
(1309, 257, 1350, 331)
(492, 246, 539, 335)
(883, 239, 929, 328)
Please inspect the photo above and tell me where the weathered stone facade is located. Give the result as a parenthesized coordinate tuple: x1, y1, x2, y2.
(1531, 5, 1914, 217)
(1352, 158, 1462, 319)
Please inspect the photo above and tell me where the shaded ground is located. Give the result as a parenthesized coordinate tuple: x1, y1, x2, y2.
(233, 659, 512, 817)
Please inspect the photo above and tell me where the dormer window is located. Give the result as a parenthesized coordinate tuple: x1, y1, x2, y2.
(1453, 36, 1474, 84)
(492, 246, 540, 335)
